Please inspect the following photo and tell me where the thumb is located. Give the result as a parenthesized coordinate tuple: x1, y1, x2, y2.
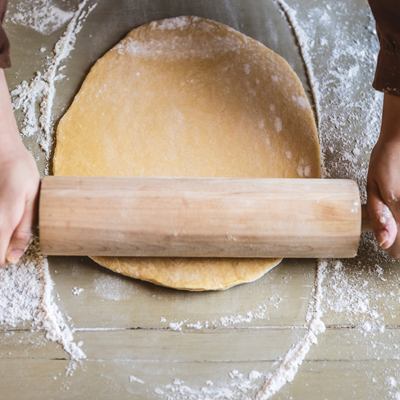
(367, 182, 397, 249)
(6, 197, 37, 264)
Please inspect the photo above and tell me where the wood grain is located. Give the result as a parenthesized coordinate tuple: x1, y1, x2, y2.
(39, 177, 361, 258)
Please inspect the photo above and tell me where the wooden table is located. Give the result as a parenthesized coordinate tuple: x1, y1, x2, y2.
(2, 0, 399, 398)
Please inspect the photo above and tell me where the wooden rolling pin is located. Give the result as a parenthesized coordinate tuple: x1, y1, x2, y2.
(39, 176, 371, 259)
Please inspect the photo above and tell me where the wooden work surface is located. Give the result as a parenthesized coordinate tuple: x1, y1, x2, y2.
(2, 0, 400, 399)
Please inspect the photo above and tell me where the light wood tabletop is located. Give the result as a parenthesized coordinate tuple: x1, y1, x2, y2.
(2, 0, 399, 399)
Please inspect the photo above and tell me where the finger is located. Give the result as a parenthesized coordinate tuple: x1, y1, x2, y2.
(386, 230, 400, 259)
(0, 210, 20, 269)
(382, 191, 400, 259)
(367, 181, 397, 250)
(0, 225, 13, 268)
(6, 195, 38, 265)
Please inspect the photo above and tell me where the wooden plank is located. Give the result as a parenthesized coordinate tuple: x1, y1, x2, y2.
(73, 328, 307, 362)
(4, 0, 397, 399)
(74, 327, 400, 362)
(1, 358, 399, 399)
(3, 327, 400, 363)
(0, 359, 273, 400)
(307, 327, 400, 361)
(275, 360, 398, 400)
(0, 332, 66, 360)
(49, 257, 316, 329)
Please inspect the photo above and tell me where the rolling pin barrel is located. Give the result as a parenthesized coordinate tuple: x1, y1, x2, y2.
(39, 176, 362, 258)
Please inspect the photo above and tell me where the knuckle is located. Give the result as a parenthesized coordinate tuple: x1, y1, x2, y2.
(12, 230, 33, 246)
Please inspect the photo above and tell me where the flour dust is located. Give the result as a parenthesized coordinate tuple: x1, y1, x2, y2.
(11, 0, 97, 161)
(1, 0, 97, 361)
(7, 0, 74, 36)
(155, 0, 395, 398)
(0, 241, 85, 360)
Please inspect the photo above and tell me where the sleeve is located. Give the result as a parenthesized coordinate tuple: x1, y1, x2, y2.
(0, 0, 10, 69)
(368, 0, 400, 96)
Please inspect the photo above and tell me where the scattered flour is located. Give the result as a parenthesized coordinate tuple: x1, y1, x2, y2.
(160, 295, 282, 332)
(275, 0, 382, 197)
(0, 241, 85, 360)
(3, 0, 398, 397)
(155, 0, 394, 397)
(0, 0, 96, 362)
(297, 96, 308, 109)
(11, 0, 96, 161)
(155, 370, 265, 400)
(8, 0, 74, 35)
(155, 261, 327, 399)
(168, 321, 187, 331)
(94, 274, 137, 301)
(274, 117, 282, 132)
(71, 287, 84, 296)
(255, 260, 327, 399)
(130, 375, 145, 384)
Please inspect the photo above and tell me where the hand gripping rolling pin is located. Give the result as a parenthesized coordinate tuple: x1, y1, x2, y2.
(39, 176, 372, 259)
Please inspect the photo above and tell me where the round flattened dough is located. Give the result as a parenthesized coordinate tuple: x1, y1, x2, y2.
(54, 16, 321, 291)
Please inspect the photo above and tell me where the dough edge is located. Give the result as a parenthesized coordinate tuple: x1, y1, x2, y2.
(54, 15, 321, 291)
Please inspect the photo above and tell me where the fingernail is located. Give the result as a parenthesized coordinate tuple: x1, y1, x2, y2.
(6, 250, 24, 264)
(378, 232, 390, 249)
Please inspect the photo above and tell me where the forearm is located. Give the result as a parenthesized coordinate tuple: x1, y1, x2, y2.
(0, 69, 24, 155)
(377, 93, 400, 144)
(368, 0, 400, 96)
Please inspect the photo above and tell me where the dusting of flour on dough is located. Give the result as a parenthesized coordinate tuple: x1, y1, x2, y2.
(152, 16, 199, 31)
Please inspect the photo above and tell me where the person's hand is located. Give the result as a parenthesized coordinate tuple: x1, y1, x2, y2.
(0, 69, 40, 268)
(367, 93, 400, 258)
(0, 143, 40, 268)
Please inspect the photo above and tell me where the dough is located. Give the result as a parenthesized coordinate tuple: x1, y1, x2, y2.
(54, 16, 321, 291)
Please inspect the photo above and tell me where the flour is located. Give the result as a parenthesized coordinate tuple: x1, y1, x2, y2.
(130, 375, 145, 384)
(213, 301, 277, 327)
(160, 296, 281, 332)
(155, 370, 264, 400)
(168, 321, 186, 331)
(155, 262, 326, 399)
(114, 30, 244, 60)
(275, 0, 382, 197)
(274, 117, 282, 132)
(154, 16, 197, 31)
(0, 241, 85, 360)
(71, 287, 84, 296)
(3, 0, 396, 396)
(255, 260, 327, 399)
(11, 0, 96, 161)
(0, 0, 96, 362)
(0, 244, 44, 326)
(321, 257, 396, 335)
(93, 273, 137, 301)
(154, 0, 390, 397)
(8, 0, 74, 36)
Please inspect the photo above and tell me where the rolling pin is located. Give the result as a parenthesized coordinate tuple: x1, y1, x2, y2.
(39, 176, 371, 259)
